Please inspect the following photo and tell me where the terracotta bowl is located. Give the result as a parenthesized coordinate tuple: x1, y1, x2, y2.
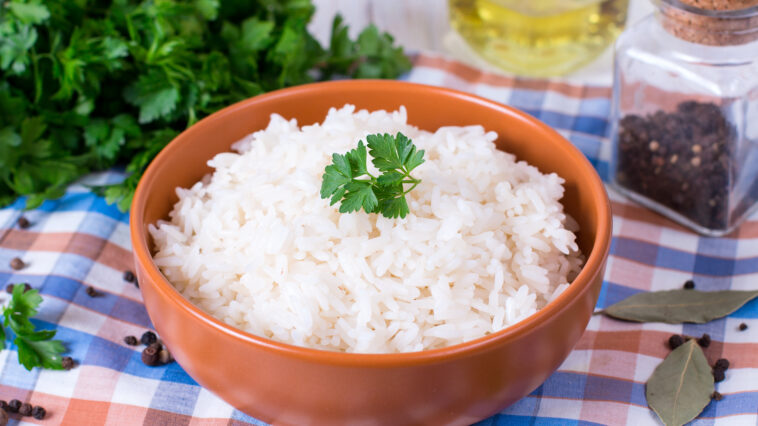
(130, 80, 612, 425)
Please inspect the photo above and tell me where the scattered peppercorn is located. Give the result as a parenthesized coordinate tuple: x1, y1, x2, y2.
(31, 405, 46, 420)
(697, 333, 711, 348)
(0, 400, 7, 410)
(123, 270, 135, 283)
(140, 331, 157, 346)
(683, 279, 695, 289)
(711, 391, 723, 401)
(714, 358, 730, 370)
(7, 399, 21, 413)
(739, 322, 748, 331)
(85, 286, 100, 297)
(9, 257, 25, 270)
(668, 334, 684, 350)
(18, 402, 32, 416)
(142, 343, 161, 366)
(713, 368, 726, 382)
(134, 279, 139, 289)
(61, 356, 75, 370)
(7, 283, 33, 293)
(159, 347, 173, 365)
(124, 335, 138, 346)
(16, 216, 30, 229)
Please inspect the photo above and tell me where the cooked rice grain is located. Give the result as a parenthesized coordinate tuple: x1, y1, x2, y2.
(149, 105, 583, 353)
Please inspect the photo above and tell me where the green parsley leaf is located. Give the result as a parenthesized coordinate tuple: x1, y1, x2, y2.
(340, 181, 378, 214)
(1, 283, 66, 370)
(378, 196, 409, 219)
(123, 71, 181, 124)
(320, 132, 424, 219)
(7, 283, 43, 319)
(7, 2, 51, 25)
(15, 336, 65, 370)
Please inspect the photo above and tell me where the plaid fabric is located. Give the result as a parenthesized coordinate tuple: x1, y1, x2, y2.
(1, 53, 756, 425)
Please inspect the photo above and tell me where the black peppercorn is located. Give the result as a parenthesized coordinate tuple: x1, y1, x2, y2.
(123, 270, 135, 283)
(141, 331, 157, 345)
(17, 216, 30, 229)
(8, 399, 21, 413)
(31, 405, 46, 420)
(697, 333, 711, 348)
(713, 368, 726, 382)
(0, 399, 7, 410)
(85, 286, 99, 297)
(615, 102, 737, 230)
(61, 356, 75, 370)
(739, 322, 748, 331)
(8, 283, 32, 293)
(711, 391, 723, 401)
(159, 347, 173, 364)
(683, 280, 695, 289)
(19, 402, 32, 416)
(714, 358, 730, 370)
(124, 335, 138, 346)
(9, 257, 25, 270)
(142, 343, 161, 366)
(134, 280, 139, 289)
(668, 334, 684, 350)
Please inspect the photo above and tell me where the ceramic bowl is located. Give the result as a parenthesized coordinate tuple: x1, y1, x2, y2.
(130, 80, 612, 425)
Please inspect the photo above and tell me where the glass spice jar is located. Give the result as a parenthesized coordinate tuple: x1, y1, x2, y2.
(609, 0, 758, 236)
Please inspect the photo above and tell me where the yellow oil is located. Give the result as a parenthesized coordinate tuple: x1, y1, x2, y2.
(449, 0, 629, 77)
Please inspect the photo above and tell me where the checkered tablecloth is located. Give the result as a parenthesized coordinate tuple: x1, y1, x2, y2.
(1, 53, 756, 425)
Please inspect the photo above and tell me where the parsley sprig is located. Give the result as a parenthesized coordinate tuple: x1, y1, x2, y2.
(1, 284, 65, 370)
(0, 0, 411, 211)
(320, 132, 425, 219)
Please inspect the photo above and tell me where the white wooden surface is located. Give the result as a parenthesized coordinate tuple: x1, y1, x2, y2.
(309, 0, 656, 85)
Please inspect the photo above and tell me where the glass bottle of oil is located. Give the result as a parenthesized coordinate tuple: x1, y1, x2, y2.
(449, 0, 629, 77)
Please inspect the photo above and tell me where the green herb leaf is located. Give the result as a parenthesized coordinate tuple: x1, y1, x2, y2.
(320, 163, 352, 200)
(321, 132, 423, 218)
(378, 196, 409, 219)
(340, 181, 378, 213)
(123, 71, 180, 124)
(2, 283, 66, 370)
(7, 283, 43, 320)
(601, 289, 758, 323)
(346, 141, 368, 177)
(15, 335, 65, 370)
(7, 2, 51, 25)
(367, 133, 404, 172)
(646, 339, 714, 426)
(194, 0, 220, 20)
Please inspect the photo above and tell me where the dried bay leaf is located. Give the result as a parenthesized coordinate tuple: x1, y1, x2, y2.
(601, 289, 758, 323)
(646, 340, 714, 426)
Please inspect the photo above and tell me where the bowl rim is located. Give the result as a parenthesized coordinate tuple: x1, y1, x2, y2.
(130, 79, 612, 367)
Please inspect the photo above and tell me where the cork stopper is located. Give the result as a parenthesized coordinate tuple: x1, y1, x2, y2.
(659, 0, 758, 45)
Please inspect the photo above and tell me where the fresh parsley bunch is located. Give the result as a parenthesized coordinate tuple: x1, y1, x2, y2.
(1, 284, 66, 370)
(0, 0, 411, 211)
(320, 132, 425, 219)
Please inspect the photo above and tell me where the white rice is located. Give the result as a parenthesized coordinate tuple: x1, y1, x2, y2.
(149, 105, 583, 353)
